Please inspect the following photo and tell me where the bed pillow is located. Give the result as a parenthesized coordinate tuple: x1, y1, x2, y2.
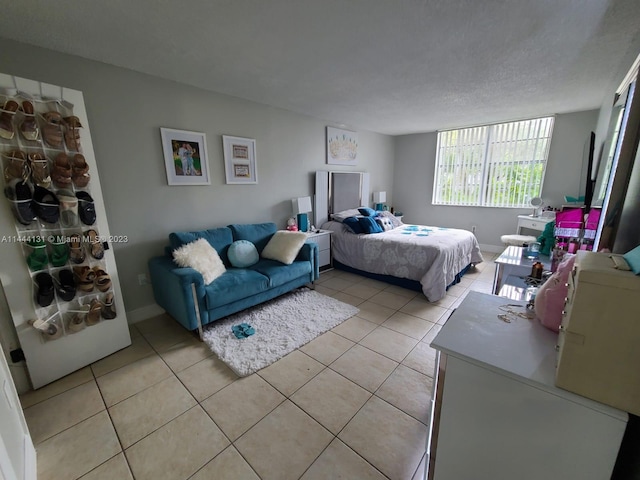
(377, 210, 403, 228)
(172, 238, 226, 284)
(261, 230, 308, 265)
(343, 216, 365, 234)
(359, 216, 383, 234)
(358, 207, 377, 217)
(228, 240, 259, 268)
(376, 217, 394, 231)
(331, 208, 362, 222)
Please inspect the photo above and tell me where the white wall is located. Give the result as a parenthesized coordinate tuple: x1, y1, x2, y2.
(393, 110, 599, 247)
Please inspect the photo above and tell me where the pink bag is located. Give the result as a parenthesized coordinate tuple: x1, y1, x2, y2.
(534, 254, 576, 332)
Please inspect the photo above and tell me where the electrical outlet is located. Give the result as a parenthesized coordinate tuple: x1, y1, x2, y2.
(138, 273, 149, 285)
(471, 225, 477, 233)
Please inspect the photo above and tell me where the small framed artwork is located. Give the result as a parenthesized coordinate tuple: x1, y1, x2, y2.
(160, 128, 210, 185)
(327, 126, 358, 165)
(222, 135, 258, 184)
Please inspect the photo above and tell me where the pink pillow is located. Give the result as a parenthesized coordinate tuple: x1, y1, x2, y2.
(534, 254, 576, 332)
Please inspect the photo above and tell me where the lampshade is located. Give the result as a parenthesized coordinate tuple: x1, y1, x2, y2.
(373, 191, 387, 203)
(292, 196, 312, 215)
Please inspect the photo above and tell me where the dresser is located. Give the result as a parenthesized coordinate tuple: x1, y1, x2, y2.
(517, 214, 554, 235)
(426, 291, 627, 480)
(306, 229, 332, 270)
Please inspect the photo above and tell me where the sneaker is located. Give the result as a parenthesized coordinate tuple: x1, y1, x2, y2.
(55, 269, 76, 302)
(33, 186, 60, 224)
(4, 178, 35, 225)
(34, 272, 55, 307)
(75, 191, 96, 225)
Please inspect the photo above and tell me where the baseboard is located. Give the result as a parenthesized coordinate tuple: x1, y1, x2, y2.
(126, 304, 165, 324)
(479, 244, 505, 254)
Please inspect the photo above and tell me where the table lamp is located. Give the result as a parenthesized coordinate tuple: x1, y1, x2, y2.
(292, 196, 312, 232)
(373, 191, 386, 211)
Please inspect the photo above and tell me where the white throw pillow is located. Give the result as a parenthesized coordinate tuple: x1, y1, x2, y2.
(261, 231, 308, 265)
(172, 238, 226, 284)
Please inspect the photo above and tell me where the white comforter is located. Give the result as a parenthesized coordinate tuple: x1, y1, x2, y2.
(322, 221, 483, 301)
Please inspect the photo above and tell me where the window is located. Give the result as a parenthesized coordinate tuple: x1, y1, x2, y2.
(432, 116, 554, 208)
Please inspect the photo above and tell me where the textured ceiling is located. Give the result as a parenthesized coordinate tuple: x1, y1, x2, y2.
(0, 0, 639, 135)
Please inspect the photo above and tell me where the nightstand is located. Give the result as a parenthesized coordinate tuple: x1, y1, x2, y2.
(306, 230, 332, 270)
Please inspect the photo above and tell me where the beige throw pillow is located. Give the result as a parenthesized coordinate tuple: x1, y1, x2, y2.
(261, 231, 307, 265)
(172, 238, 226, 284)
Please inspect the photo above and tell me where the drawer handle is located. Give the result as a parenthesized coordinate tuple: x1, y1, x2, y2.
(564, 283, 569, 287)
(559, 325, 565, 331)
(561, 310, 567, 316)
(555, 345, 560, 352)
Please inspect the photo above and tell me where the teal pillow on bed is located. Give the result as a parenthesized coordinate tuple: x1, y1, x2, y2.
(358, 207, 377, 217)
(359, 216, 383, 234)
(343, 216, 365, 234)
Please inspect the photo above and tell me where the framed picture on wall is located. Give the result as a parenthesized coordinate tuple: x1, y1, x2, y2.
(160, 128, 210, 185)
(327, 126, 358, 165)
(222, 135, 258, 184)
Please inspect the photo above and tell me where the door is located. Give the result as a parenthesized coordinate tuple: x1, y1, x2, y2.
(0, 343, 36, 480)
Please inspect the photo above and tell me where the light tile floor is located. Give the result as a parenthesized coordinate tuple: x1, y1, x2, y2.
(20, 252, 498, 480)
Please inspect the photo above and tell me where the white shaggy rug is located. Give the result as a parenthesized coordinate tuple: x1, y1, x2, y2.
(202, 288, 359, 377)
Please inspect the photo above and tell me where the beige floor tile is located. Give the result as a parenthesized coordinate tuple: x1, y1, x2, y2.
(359, 277, 393, 290)
(382, 284, 420, 299)
(36, 411, 121, 480)
(158, 336, 214, 373)
(291, 368, 371, 434)
(136, 314, 194, 352)
(321, 276, 354, 291)
(355, 300, 397, 325)
(176, 356, 238, 402)
(376, 364, 433, 423)
(91, 334, 155, 378)
(191, 446, 260, 480)
(457, 276, 475, 287)
(257, 350, 324, 396)
(359, 326, 419, 363)
(19, 367, 93, 409)
(314, 284, 337, 296)
(437, 309, 455, 325)
(421, 324, 442, 345)
(300, 331, 355, 365)
(339, 396, 428, 480)
(403, 341, 438, 377)
(382, 311, 436, 340)
(330, 344, 398, 392)
(343, 282, 383, 299)
(79, 453, 133, 480)
(201, 374, 285, 441)
(315, 270, 338, 284)
(368, 290, 412, 310)
(96, 354, 173, 407)
(24, 380, 104, 444)
(332, 291, 365, 306)
(430, 293, 457, 309)
(400, 298, 449, 322)
(468, 280, 494, 294)
(332, 316, 378, 342)
(109, 376, 197, 448)
(301, 438, 387, 480)
(333, 271, 367, 283)
(125, 406, 229, 480)
(444, 283, 467, 297)
(235, 400, 333, 480)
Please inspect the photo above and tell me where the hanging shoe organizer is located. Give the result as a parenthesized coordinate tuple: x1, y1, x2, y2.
(0, 74, 130, 389)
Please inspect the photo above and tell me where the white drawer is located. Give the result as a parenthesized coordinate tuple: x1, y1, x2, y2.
(318, 249, 331, 268)
(308, 234, 330, 252)
(519, 218, 546, 231)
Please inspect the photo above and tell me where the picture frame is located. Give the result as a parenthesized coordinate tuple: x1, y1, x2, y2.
(222, 135, 258, 184)
(327, 126, 358, 165)
(160, 128, 210, 185)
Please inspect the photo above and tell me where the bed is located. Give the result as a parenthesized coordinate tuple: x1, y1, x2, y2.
(322, 213, 483, 302)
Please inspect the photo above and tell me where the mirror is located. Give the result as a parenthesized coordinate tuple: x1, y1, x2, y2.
(530, 196, 543, 217)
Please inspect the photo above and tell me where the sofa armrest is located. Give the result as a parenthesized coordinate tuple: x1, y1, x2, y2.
(297, 242, 319, 280)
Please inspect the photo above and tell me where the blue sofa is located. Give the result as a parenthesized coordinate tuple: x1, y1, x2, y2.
(148, 222, 319, 335)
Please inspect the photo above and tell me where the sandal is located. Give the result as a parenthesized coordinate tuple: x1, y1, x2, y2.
(57, 188, 79, 227)
(64, 116, 82, 151)
(73, 266, 95, 292)
(29, 318, 63, 340)
(4, 178, 35, 225)
(86, 298, 102, 326)
(68, 233, 86, 264)
(0, 99, 19, 140)
(71, 154, 90, 188)
(41, 111, 64, 148)
(33, 186, 60, 224)
(26, 238, 48, 271)
(52, 153, 72, 188)
(68, 311, 86, 333)
(93, 266, 111, 292)
(76, 191, 96, 225)
(20, 100, 39, 141)
(85, 229, 104, 260)
(49, 236, 70, 267)
(3, 150, 29, 182)
(34, 272, 55, 307)
(102, 292, 116, 319)
(28, 152, 51, 188)
(55, 269, 76, 302)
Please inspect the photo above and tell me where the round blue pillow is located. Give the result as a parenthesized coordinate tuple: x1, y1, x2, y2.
(228, 240, 259, 268)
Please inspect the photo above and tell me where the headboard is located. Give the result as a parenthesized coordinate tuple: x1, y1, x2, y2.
(315, 171, 370, 227)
